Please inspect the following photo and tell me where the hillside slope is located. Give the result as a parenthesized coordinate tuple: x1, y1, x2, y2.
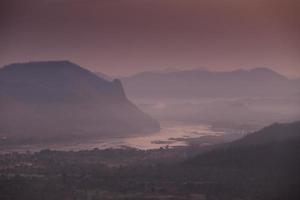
(0, 61, 160, 142)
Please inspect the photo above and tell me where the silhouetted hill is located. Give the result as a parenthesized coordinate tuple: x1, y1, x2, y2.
(95, 71, 112, 81)
(185, 121, 300, 199)
(186, 121, 300, 178)
(122, 68, 299, 100)
(0, 61, 160, 143)
(234, 120, 300, 145)
(188, 121, 300, 165)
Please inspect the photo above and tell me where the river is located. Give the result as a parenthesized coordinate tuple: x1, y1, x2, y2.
(1, 122, 225, 153)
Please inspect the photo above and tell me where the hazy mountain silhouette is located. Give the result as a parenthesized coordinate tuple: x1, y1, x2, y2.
(0, 61, 160, 141)
(95, 72, 112, 81)
(122, 68, 299, 100)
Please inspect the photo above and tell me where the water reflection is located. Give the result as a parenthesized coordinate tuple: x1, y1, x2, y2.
(2, 122, 225, 153)
(124, 122, 224, 149)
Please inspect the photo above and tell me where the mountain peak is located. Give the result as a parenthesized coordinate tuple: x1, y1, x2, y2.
(250, 67, 275, 72)
(0, 60, 128, 102)
(3, 60, 75, 70)
(0, 61, 160, 139)
(249, 67, 286, 79)
(0, 60, 111, 85)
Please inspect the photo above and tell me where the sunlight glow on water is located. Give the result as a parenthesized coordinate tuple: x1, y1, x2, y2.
(2, 122, 224, 153)
(124, 122, 224, 149)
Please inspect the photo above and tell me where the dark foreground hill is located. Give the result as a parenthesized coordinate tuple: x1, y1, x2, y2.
(187, 121, 300, 168)
(0, 61, 159, 143)
(234, 120, 300, 145)
(185, 121, 300, 199)
(187, 120, 300, 168)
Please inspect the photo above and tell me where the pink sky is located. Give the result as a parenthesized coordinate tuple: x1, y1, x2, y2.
(1, 0, 299, 77)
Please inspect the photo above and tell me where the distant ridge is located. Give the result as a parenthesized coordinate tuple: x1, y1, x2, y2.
(122, 67, 298, 100)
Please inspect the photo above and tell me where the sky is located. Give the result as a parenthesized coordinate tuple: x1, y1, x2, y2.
(0, 0, 299, 78)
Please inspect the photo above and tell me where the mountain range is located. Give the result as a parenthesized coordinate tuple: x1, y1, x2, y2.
(122, 68, 299, 101)
(0, 61, 160, 143)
